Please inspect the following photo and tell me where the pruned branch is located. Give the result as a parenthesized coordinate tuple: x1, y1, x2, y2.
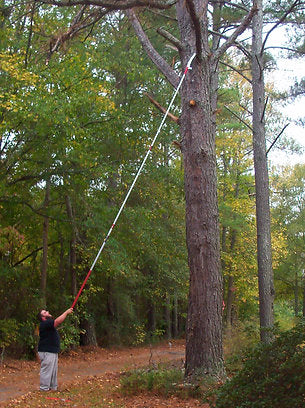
(144, 92, 179, 123)
(126, 8, 179, 89)
(156, 27, 182, 51)
(214, 5, 257, 60)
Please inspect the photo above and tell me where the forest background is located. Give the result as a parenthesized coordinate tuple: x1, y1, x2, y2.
(0, 0, 305, 367)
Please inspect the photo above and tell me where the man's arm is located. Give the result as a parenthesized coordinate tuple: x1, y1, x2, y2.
(54, 308, 73, 328)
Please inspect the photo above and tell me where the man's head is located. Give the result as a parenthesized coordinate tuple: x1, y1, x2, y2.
(37, 309, 53, 322)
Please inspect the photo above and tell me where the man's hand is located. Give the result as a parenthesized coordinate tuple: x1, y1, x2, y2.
(54, 308, 74, 328)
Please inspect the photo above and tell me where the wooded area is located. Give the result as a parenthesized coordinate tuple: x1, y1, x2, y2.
(0, 0, 304, 383)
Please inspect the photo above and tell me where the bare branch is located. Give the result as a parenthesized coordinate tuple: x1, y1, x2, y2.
(126, 9, 179, 89)
(147, 8, 177, 21)
(220, 60, 252, 83)
(144, 92, 179, 122)
(261, 95, 269, 122)
(209, 29, 251, 59)
(157, 27, 182, 51)
(214, 5, 257, 60)
(224, 105, 253, 131)
(266, 123, 289, 156)
(265, 46, 305, 55)
(13, 241, 59, 267)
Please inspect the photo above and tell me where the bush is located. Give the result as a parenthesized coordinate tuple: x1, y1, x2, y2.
(215, 321, 305, 408)
(120, 367, 184, 397)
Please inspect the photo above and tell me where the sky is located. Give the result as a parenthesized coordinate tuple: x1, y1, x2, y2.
(266, 29, 305, 167)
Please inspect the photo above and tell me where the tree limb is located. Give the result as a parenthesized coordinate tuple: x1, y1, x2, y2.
(186, 0, 202, 60)
(266, 123, 289, 156)
(126, 8, 179, 89)
(213, 5, 257, 60)
(220, 60, 252, 83)
(144, 92, 179, 122)
(13, 241, 59, 267)
(156, 27, 182, 51)
(261, 0, 301, 53)
(209, 29, 251, 59)
(224, 105, 253, 131)
(37, 0, 176, 9)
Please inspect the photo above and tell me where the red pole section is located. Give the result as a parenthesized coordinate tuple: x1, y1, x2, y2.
(70, 53, 196, 308)
(71, 269, 92, 308)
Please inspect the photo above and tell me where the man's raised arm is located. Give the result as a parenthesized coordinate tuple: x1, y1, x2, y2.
(54, 308, 73, 328)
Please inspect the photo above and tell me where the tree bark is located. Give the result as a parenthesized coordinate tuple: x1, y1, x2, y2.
(172, 294, 178, 337)
(251, 0, 274, 343)
(177, 0, 224, 378)
(80, 318, 98, 346)
(165, 295, 172, 340)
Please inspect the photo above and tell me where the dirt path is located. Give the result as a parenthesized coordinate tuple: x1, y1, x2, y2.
(0, 341, 185, 406)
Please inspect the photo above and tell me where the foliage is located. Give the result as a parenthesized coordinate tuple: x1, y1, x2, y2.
(0, 319, 19, 349)
(120, 367, 184, 397)
(215, 321, 305, 408)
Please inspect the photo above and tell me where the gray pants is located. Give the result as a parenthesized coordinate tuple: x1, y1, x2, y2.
(38, 351, 58, 391)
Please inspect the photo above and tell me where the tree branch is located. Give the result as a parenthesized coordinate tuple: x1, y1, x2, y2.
(37, 0, 176, 9)
(13, 241, 59, 267)
(144, 92, 179, 122)
(214, 5, 257, 60)
(224, 105, 253, 131)
(220, 60, 252, 83)
(266, 123, 289, 156)
(156, 27, 182, 51)
(209, 29, 251, 59)
(262, 0, 301, 53)
(126, 8, 179, 89)
(186, 0, 202, 60)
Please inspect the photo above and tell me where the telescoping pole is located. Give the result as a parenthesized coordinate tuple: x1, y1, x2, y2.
(71, 53, 196, 309)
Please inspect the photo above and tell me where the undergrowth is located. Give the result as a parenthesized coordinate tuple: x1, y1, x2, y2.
(120, 367, 185, 397)
(215, 320, 305, 408)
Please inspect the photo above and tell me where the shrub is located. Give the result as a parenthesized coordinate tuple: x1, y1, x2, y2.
(120, 367, 184, 397)
(215, 321, 305, 408)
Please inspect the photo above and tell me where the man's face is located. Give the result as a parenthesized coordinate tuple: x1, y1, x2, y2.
(40, 309, 53, 321)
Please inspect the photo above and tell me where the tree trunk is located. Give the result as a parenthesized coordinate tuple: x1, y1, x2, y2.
(165, 295, 172, 340)
(226, 275, 235, 329)
(172, 294, 178, 338)
(147, 299, 156, 334)
(40, 180, 50, 306)
(177, 0, 223, 378)
(80, 318, 98, 346)
(251, 0, 274, 343)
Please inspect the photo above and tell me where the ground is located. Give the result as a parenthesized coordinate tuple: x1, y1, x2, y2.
(0, 340, 210, 407)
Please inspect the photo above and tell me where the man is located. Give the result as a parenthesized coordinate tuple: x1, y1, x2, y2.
(37, 307, 73, 391)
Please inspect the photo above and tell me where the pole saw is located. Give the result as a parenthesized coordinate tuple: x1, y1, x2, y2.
(71, 53, 196, 309)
